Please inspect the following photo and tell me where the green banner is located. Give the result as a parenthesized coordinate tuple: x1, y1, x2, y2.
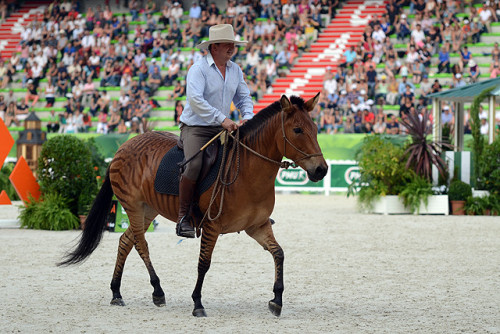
(330, 162, 360, 189)
(110, 199, 154, 233)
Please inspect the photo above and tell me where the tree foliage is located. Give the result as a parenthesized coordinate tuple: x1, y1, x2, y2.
(470, 87, 495, 189)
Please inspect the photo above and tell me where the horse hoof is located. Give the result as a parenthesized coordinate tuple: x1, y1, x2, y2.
(110, 298, 125, 306)
(152, 294, 166, 307)
(268, 301, 282, 317)
(192, 308, 207, 317)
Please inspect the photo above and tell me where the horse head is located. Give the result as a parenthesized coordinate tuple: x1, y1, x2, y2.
(278, 93, 328, 182)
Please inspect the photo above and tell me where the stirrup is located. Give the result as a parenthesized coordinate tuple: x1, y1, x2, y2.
(176, 215, 196, 238)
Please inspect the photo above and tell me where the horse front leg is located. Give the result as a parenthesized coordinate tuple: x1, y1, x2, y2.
(245, 219, 284, 317)
(191, 224, 220, 317)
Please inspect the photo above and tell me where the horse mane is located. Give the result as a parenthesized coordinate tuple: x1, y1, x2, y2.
(238, 96, 306, 144)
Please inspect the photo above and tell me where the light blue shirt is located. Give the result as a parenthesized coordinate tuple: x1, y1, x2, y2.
(189, 5, 201, 19)
(180, 52, 254, 126)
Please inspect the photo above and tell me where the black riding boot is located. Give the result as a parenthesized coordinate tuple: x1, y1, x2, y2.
(176, 176, 197, 238)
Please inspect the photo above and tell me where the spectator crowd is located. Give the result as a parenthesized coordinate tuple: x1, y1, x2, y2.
(0, 0, 499, 137)
(1, 0, 336, 133)
(313, 0, 500, 136)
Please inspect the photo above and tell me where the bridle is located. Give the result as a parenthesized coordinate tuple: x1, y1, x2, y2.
(228, 107, 323, 169)
(279, 106, 323, 167)
(202, 107, 323, 225)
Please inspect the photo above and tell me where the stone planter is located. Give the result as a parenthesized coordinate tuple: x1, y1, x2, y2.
(371, 195, 410, 215)
(472, 189, 490, 198)
(371, 195, 449, 215)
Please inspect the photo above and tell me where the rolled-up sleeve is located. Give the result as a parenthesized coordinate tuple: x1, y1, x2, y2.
(233, 69, 254, 120)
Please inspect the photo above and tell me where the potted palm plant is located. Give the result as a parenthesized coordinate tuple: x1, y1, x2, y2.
(399, 110, 451, 181)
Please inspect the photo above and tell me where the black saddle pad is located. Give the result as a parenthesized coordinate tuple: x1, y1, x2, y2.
(154, 145, 223, 196)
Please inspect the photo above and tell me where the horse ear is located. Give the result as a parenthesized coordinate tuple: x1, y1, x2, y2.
(280, 95, 292, 112)
(304, 92, 321, 112)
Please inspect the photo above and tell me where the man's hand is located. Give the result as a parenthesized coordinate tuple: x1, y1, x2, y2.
(222, 118, 239, 132)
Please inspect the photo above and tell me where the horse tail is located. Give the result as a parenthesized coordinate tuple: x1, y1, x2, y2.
(58, 169, 114, 266)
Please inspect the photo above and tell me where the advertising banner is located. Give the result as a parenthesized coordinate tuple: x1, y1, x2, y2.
(275, 160, 359, 194)
(107, 199, 154, 233)
(329, 161, 360, 191)
(275, 166, 324, 191)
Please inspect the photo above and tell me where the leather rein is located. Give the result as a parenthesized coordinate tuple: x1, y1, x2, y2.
(200, 108, 323, 227)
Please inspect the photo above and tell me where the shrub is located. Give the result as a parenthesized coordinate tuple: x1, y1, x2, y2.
(464, 196, 490, 215)
(399, 174, 433, 214)
(348, 136, 413, 209)
(37, 135, 98, 215)
(448, 180, 472, 201)
(19, 193, 80, 230)
(0, 163, 20, 201)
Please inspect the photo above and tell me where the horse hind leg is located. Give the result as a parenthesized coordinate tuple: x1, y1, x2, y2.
(110, 228, 134, 306)
(245, 219, 284, 317)
(110, 209, 165, 307)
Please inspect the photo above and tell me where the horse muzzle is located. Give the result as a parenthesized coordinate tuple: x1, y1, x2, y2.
(306, 162, 328, 183)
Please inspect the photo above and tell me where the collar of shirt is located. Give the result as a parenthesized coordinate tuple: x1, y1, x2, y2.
(206, 52, 232, 70)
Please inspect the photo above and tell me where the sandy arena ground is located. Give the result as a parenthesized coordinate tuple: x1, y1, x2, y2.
(0, 194, 499, 334)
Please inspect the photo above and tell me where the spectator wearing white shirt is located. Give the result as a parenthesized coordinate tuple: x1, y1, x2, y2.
(253, 20, 265, 40)
(262, 18, 276, 42)
(20, 26, 32, 44)
(235, 1, 247, 15)
(479, 2, 497, 33)
(371, 24, 386, 43)
(34, 51, 47, 69)
(265, 57, 277, 79)
(411, 24, 425, 47)
(406, 45, 419, 64)
(282, 1, 297, 16)
(480, 117, 489, 135)
(323, 71, 338, 95)
(245, 47, 260, 74)
(170, 2, 183, 26)
(260, 40, 274, 58)
(81, 30, 96, 51)
(72, 79, 84, 102)
(119, 91, 130, 109)
(31, 60, 43, 89)
(72, 23, 84, 40)
(32, 23, 43, 45)
(43, 44, 57, 59)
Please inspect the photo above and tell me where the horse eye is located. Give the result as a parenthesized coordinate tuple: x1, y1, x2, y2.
(293, 127, 303, 134)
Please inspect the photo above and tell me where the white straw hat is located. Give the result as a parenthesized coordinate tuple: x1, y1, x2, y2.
(196, 24, 248, 50)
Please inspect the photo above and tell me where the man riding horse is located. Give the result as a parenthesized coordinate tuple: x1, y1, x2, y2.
(176, 24, 254, 238)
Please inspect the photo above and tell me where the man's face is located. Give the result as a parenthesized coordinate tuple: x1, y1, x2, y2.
(213, 43, 236, 61)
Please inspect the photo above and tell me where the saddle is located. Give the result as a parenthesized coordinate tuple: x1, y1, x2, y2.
(154, 140, 222, 196)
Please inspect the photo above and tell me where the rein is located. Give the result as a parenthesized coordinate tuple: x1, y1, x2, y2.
(199, 108, 323, 230)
